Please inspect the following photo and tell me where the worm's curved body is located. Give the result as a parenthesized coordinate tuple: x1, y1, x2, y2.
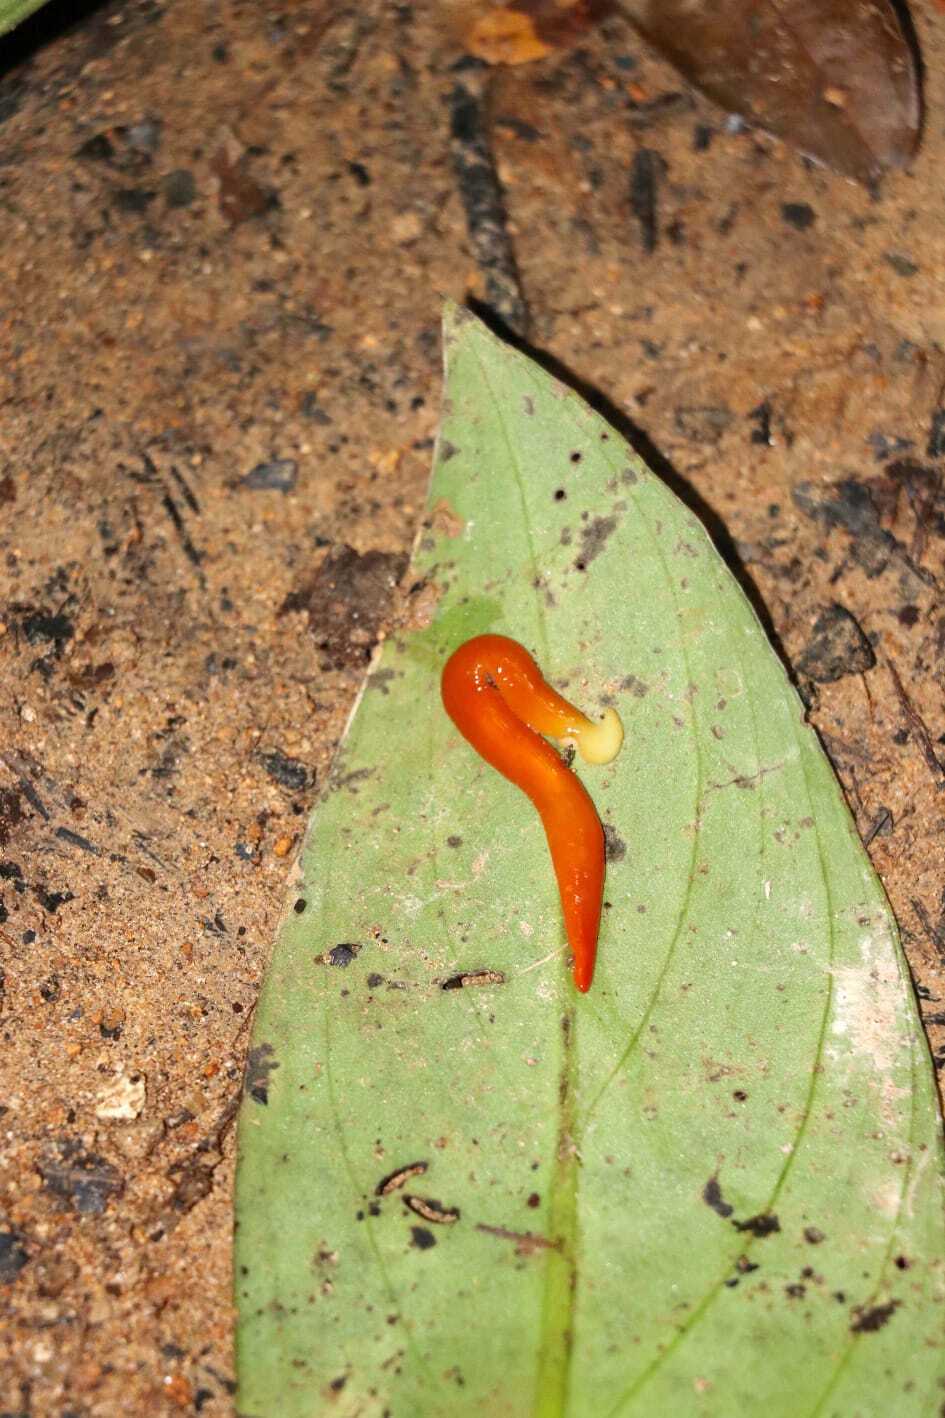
(441, 634, 622, 992)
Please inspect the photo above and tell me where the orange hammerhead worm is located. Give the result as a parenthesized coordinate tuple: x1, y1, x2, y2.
(441, 634, 623, 992)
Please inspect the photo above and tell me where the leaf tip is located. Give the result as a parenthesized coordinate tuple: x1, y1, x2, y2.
(442, 299, 480, 349)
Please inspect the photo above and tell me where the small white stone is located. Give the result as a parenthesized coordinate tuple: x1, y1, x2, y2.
(95, 1069, 146, 1121)
(390, 211, 423, 244)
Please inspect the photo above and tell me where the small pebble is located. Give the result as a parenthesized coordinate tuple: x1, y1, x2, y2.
(390, 211, 423, 244)
(884, 253, 919, 278)
(796, 604, 875, 683)
(163, 169, 197, 209)
(126, 117, 162, 153)
(259, 748, 310, 790)
(781, 202, 815, 231)
(242, 459, 297, 493)
(0, 1230, 29, 1282)
(95, 1070, 146, 1121)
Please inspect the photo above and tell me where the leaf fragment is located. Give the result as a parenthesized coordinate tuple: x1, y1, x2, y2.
(624, 0, 921, 183)
(464, 0, 603, 65)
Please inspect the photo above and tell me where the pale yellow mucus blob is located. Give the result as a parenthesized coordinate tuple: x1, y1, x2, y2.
(561, 707, 624, 766)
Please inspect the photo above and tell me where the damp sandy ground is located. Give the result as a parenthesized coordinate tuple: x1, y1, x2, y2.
(0, 2, 943, 1413)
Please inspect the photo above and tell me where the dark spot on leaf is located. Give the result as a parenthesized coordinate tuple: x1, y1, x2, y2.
(786, 1283, 806, 1299)
(522, 396, 534, 416)
(603, 825, 627, 862)
(446, 835, 462, 848)
(732, 1089, 748, 1102)
(894, 1255, 911, 1270)
(367, 668, 398, 695)
(736, 1255, 758, 1275)
(734, 1212, 781, 1238)
(329, 1375, 347, 1393)
(702, 1175, 733, 1218)
(439, 440, 458, 462)
(322, 943, 362, 968)
(475, 1222, 557, 1255)
(554, 488, 567, 501)
(440, 969, 505, 990)
(850, 1299, 899, 1333)
(804, 1226, 825, 1244)
(410, 1226, 436, 1250)
(574, 515, 617, 573)
(294, 898, 307, 914)
(329, 766, 375, 795)
(404, 1194, 460, 1225)
(244, 1043, 280, 1105)
(527, 1192, 540, 1208)
(570, 451, 582, 464)
(620, 674, 649, 697)
(376, 1161, 429, 1196)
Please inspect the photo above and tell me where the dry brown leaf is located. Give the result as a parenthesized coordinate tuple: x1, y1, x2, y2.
(466, 7, 553, 64)
(623, 0, 921, 184)
(464, 0, 602, 66)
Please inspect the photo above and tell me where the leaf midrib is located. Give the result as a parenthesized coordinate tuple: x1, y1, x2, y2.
(475, 348, 578, 1415)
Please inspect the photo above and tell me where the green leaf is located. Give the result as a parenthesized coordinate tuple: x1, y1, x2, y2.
(0, 0, 49, 38)
(235, 306, 945, 1416)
